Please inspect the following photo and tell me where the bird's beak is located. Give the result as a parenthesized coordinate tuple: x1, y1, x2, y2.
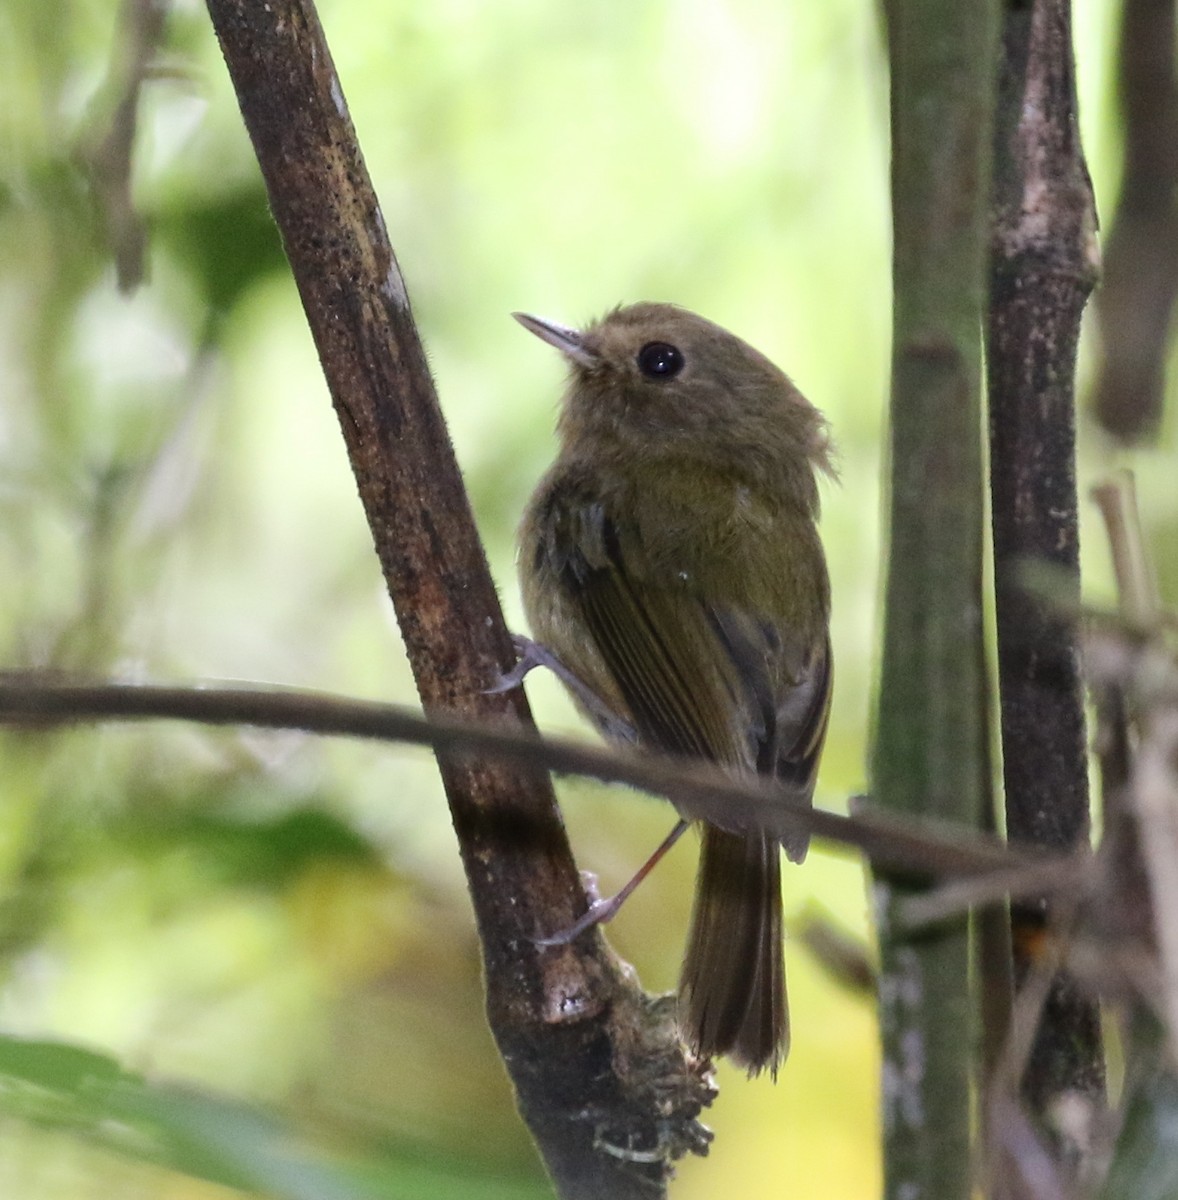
(512, 312, 599, 368)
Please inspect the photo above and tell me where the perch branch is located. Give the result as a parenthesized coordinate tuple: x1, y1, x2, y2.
(203, 2, 706, 1194)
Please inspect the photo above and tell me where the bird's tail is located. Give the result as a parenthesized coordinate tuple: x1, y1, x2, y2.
(679, 825, 786, 1076)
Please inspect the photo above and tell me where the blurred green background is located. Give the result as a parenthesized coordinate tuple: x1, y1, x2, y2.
(0, 0, 1174, 1196)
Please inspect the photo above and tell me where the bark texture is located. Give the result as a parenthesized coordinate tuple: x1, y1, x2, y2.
(204, 3, 712, 1194)
(988, 0, 1105, 1164)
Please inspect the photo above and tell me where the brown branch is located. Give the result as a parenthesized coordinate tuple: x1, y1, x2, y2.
(1092, 474, 1162, 627)
(1088, 477, 1157, 986)
(1093, 0, 1178, 443)
(76, 0, 171, 292)
(894, 851, 1091, 931)
(201, 3, 706, 1195)
(0, 673, 1045, 882)
(1088, 476, 1178, 1195)
(1090, 638, 1178, 1197)
(792, 908, 876, 996)
(1087, 481, 1178, 1197)
(1132, 711, 1178, 1045)
(987, 0, 1105, 1161)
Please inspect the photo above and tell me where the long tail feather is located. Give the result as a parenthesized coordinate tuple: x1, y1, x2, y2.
(679, 826, 786, 1076)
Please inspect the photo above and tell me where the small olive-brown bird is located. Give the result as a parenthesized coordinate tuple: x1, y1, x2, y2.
(514, 302, 833, 1076)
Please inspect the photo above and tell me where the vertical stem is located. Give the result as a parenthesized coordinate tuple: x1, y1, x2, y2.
(1093, 0, 1178, 443)
(988, 0, 1105, 1163)
(1093, 475, 1175, 1200)
(876, 3, 999, 1198)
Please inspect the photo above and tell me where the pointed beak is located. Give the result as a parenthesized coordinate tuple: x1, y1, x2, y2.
(512, 312, 599, 368)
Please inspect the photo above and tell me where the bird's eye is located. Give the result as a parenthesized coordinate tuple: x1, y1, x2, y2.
(636, 341, 684, 379)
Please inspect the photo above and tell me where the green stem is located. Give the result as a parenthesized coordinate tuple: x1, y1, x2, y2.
(876, 2, 1000, 1197)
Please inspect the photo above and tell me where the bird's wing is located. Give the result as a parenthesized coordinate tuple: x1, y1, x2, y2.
(549, 499, 829, 858)
(698, 611, 830, 862)
(551, 500, 742, 762)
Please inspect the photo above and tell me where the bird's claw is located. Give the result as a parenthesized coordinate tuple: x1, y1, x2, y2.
(484, 635, 560, 695)
(534, 895, 618, 947)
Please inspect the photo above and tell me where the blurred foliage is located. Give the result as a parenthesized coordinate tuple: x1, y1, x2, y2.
(0, 1033, 546, 1200)
(0, 0, 1173, 1197)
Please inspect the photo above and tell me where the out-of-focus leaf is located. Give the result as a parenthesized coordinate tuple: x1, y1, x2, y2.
(120, 804, 383, 889)
(156, 186, 288, 318)
(0, 1035, 548, 1200)
(0, 1035, 126, 1094)
(1102, 1016, 1178, 1200)
(114, 1083, 550, 1200)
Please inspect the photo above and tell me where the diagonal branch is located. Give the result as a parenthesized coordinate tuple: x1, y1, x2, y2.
(202, 2, 706, 1195)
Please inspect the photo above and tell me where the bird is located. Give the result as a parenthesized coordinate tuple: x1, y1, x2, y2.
(510, 301, 834, 1076)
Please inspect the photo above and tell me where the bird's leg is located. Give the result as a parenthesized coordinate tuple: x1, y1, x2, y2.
(486, 634, 569, 693)
(535, 819, 691, 946)
(492, 632, 665, 942)
(489, 634, 636, 742)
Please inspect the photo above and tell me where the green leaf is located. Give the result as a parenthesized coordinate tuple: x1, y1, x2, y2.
(0, 1035, 548, 1200)
(0, 1036, 126, 1094)
(1102, 1016, 1178, 1200)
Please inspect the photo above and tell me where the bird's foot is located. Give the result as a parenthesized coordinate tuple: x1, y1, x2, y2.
(487, 635, 637, 742)
(485, 634, 554, 694)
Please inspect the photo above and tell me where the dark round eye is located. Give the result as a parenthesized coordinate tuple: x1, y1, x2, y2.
(636, 341, 684, 379)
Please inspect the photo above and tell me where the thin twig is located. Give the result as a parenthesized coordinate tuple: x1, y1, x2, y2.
(1091, 473, 1161, 626)
(0, 672, 1042, 881)
(1093, 0, 1178, 443)
(76, 0, 171, 291)
(982, 897, 1095, 1199)
(792, 907, 876, 995)
(1131, 712, 1178, 1063)
(894, 851, 1092, 930)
